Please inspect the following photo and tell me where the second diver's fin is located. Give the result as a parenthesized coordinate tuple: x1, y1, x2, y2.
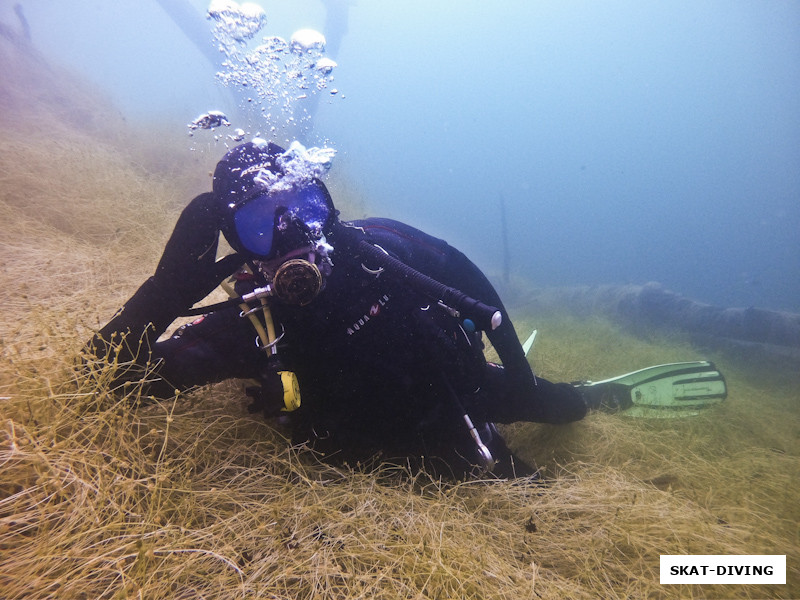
(575, 361, 727, 418)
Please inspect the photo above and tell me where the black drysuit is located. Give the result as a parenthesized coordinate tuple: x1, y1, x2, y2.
(91, 211, 586, 478)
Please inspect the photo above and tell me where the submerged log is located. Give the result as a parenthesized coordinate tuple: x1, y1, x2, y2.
(509, 282, 800, 365)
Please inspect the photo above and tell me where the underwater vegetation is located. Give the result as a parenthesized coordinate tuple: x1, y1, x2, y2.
(1, 26, 798, 600)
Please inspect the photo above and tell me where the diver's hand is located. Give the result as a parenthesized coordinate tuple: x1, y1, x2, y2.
(245, 374, 286, 418)
(154, 192, 243, 308)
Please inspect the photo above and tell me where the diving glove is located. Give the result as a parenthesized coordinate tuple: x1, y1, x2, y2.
(245, 361, 301, 418)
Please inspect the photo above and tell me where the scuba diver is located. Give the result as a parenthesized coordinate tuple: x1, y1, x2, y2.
(88, 140, 726, 479)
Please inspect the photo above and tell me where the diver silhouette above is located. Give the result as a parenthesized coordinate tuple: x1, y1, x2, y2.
(87, 140, 603, 478)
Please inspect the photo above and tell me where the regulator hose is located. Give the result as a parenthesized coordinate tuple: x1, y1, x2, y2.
(357, 240, 502, 331)
(182, 244, 504, 332)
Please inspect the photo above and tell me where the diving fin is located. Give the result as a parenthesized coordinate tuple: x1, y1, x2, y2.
(522, 329, 538, 357)
(575, 361, 727, 418)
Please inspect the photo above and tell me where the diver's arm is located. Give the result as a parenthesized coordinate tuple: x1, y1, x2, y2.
(437, 246, 589, 423)
(87, 276, 188, 387)
(437, 245, 531, 375)
(87, 192, 243, 394)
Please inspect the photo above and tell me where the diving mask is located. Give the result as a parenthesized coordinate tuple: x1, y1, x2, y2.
(230, 183, 332, 258)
